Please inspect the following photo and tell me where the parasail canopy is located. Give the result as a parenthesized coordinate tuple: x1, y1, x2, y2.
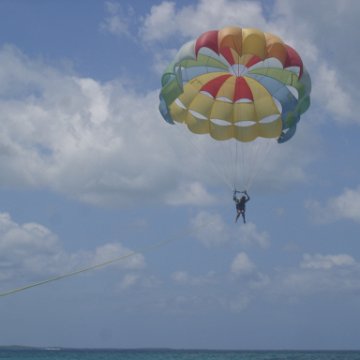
(159, 26, 311, 144)
(159, 26, 311, 190)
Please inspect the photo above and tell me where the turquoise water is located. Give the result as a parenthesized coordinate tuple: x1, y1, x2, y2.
(0, 350, 359, 360)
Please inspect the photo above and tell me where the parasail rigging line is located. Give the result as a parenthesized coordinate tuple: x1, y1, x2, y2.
(173, 124, 234, 191)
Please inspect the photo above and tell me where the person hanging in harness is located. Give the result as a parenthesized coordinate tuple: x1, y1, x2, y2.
(233, 190, 250, 223)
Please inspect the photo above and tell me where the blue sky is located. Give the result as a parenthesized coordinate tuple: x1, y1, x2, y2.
(0, 0, 360, 350)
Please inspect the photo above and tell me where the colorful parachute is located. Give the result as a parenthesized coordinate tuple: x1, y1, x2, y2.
(159, 26, 311, 189)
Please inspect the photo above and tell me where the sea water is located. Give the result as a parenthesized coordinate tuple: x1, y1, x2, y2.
(0, 349, 360, 360)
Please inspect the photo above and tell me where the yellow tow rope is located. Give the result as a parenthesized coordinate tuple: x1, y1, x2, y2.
(0, 217, 215, 297)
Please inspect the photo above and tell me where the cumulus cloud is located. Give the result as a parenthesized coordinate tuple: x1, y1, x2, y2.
(191, 211, 270, 249)
(259, 251, 360, 300)
(140, 0, 266, 43)
(301, 253, 356, 270)
(306, 186, 360, 223)
(138, 0, 268, 76)
(190, 211, 230, 247)
(119, 273, 140, 289)
(165, 181, 215, 206)
(0, 212, 145, 284)
(275, 265, 360, 298)
(140, 1, 178, 43)
(230, 252, 255, 275)
(0, 45, 206, 206)
(312, 63, 353, 123)
(0, 212, 61, 280)
(173, 251, 360, 307)
(238, 222, 270, 249)
(91, 242, 145, 270)
(100, 1, 135, 37)
(166, 252, 360, 311)
(273, 0, 360, 125)
(275, 0, 360, 75)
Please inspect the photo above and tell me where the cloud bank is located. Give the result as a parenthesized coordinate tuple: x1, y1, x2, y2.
(0, 212, 145, 285)
(306, 186, 360, 223)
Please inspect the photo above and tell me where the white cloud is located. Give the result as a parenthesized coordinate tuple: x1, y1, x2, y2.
(238, 222, 270, 249)
(312, 63, 353, 123)
(140, 1, 177, 43)
(330, 187, 360, 222)
(100, 1, 134, 37)
(265, 252, 360, 299)
(0, 212, 60, 280)
(230, 252, 255, 275)
(301, 253, 356, 270)
(140, 0, 266, 43)
(119, 273, 140, 289)
(0, 212, 145, 284)
(167, 252, 360, 310)
(0, 45, 184, 205)
(165, 182, 215, 206)
(306, 186, 360, 223)
(190, 211, 230, 247)
(118, 273, 161, 291)
(273, 0, 360, 125)
(274, 0, 360, 74)
(92, 243, 145, 270)
(274, 265, 360, 298)
(191, 211, 270, 249)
